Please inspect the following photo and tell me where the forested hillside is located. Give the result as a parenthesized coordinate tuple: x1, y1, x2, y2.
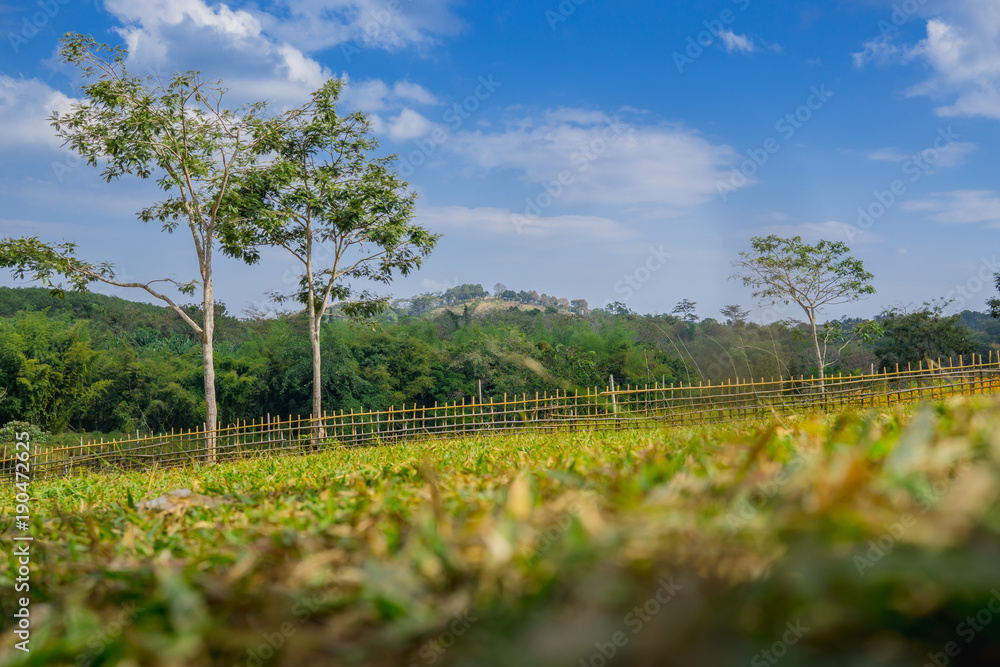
(1, 286, 995, 437)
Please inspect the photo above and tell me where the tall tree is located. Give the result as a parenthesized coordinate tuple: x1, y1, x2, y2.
(604, 301, 634, 316)
(0, 35, 284, 460)
(223, 80, 438, 447)
(672, 299, 698, 323)
(732, 235, 881, 386)
(720, 304, 750, 326)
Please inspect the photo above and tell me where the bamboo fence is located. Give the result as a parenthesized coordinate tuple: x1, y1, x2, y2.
(7, 353, 1000, 482)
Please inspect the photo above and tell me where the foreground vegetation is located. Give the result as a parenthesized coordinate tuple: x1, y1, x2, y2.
(4, 395, 1000, 665)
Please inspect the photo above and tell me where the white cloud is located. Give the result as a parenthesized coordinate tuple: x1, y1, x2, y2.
(61, 0, 460, 155)
(103, 0, 332, 106)
(928, 141, 977, 169)
(864, 147, 910, 162)
(393, 81, 439, 105)
(387, 108, 437, 141)
(100, 0, 457, 110)
(851, 36, 908, 69)
(275, 43, 329, 88)
(446, 110, 739, 211)
(0, 76, 74, 150)
(543, 108, 611, 125)
(1, 2, 441, 161)
(337, 77, 442, 119)
(254, 0, 465, 53)
(338, 76, 391, 111)
(116, 0, 264, 39)
(855, 0, 1000, 120)
(903, 190, 1000, 225)
(719, 30, 755, 54)
(418, 205, 636, 241)
(907, 13, 1000, 119)
(865, 142, 976, 169)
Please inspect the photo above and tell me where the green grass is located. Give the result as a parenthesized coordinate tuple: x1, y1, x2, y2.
(3, 397, 1000, 666)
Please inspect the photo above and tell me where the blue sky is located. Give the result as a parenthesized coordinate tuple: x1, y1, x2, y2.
(1, 0, 999, 323)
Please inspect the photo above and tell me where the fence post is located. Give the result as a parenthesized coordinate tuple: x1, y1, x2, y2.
(918, 360, 924, 401)
(609, 375, 618, 430)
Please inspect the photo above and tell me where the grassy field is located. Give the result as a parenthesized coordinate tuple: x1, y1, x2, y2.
(3, 396, 1000, 666)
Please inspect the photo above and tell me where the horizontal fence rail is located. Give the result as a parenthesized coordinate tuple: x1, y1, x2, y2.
(7, 354, 1000, 482)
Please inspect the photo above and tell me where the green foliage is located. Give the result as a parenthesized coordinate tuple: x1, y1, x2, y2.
(720, 303, 750, 326)
(874, 305, 977, 370)
(2, 34, 299, 441)
(4, 286, 998, 437)
(222, 78, 436, 308)
(671, 298, 698, 322)
(733, 235, 878, 379)
(443, 284, 488, 305)
(733, 235, 876, 308)
(0, 288, 702, 433)
(220, 79, 438, 425)
(0, 238, 117, 297)
(0, 421, 51, 448)
(0, 312, 111, 431)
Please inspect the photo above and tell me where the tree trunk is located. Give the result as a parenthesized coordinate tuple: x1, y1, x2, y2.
(809, 314, 825, 393)
(202, 277, 218, 463)
(309, 296, 324, 451)
(305, 220, 324, 451)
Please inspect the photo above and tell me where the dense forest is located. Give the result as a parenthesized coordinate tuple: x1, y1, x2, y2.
(0, 285, 994, 438)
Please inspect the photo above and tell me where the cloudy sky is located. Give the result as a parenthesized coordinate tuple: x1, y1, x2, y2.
(1, 0, 999, 322)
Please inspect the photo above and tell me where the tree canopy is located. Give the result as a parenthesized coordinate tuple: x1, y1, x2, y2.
(221, 79, 437, 443)
(1, 33, 296, 459)
(732, 235, 881, 383)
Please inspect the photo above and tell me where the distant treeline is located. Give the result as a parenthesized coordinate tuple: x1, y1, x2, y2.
(0, 286, 993, 436)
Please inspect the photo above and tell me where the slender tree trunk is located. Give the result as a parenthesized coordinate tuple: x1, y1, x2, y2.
(305, 217, 324, 451)
(309, 291, 324, 451)
(809, 314, 826, 393)
(202, 275, 218, 463)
